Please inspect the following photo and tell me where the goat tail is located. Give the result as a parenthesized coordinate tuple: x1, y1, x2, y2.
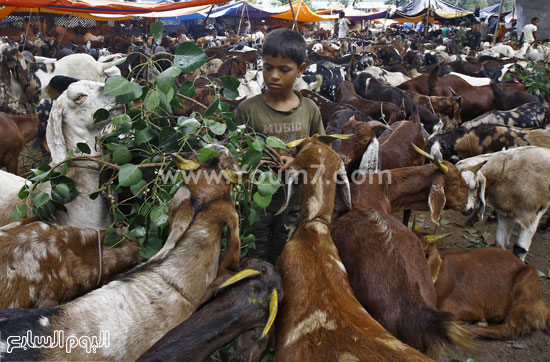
(402, 306, 475, 357)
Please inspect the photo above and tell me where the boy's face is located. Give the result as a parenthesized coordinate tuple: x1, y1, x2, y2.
(262, 54, 306, 95)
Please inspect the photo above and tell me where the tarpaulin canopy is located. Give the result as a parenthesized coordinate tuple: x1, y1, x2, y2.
(271, 0, 336, 22)
(391, 0, 471, 22)
(205, 0, 280, 19)
(0, 0, 228, 15)
(140, 5, 211, 21)
(317, 6, 389, 21)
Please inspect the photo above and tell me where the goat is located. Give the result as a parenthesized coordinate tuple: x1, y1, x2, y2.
(0, 220, 141, 309)
(457, 146, 550, 261)
(335, 81, 406, 124)
(418, 235, 550, 340)
(404, 90, 463, 123)
(137, 258, 282, 362)
(461, 98, 550, 130)
(428, 124, 550, 162)
(0, 145, 242, 360)
(490, 81, 539, 111)
(0, 112, 38, 174)
(275, 135, 432, 361)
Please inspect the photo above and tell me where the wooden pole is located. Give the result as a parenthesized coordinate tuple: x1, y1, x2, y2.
(493, 0, 505, 44)
(288, 0, 298, 32)
(22, 9, 33, 50)
(237, 3, 246, 34)
(424, 1, 430, 37)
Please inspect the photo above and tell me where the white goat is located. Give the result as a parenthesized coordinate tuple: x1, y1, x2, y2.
(457, 146, 550, 261)
(0, 80, 115, 229)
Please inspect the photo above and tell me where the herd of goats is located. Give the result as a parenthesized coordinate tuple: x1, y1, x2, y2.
(0, 19, 549, 361)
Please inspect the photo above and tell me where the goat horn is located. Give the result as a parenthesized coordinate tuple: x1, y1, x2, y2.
(433, 157, 449, 174)
(411, 143, 434, 161)
(411, 143, 448, 173)
(286, 138, 307, 149)
(171, 153, 200, 171)
(424, 233, 451, 243)
(261, 289, 278, 339)
(223, 168, 247, 184)
(316, 134, 354, 145)
(468, 160, 487, 174)
(217, 269, 261, 290)
(412, 217, 420, 231)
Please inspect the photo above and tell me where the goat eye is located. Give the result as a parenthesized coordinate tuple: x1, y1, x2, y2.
(74, 94, 87, 103)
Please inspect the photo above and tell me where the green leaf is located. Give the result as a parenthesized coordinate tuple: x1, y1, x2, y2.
(198, 148, 220, 163)
(144, 89, 161, 111)
(89, 186, 106, 200)
(18, 186, 29, 200)
(129, 226, 146, 239)
(440, 219, 451, 225)
(156, 66, 182, 94)
(140, 236, 164, 259)
(150, 206, 169, 226)
(208, 121, 226, 136)
(257, 171, 281, 196)
(115, 82, 142, 104)
(76, 142, 91, 154)
(130, 179, 147, 198)
(93, 108, 110, 124)
(251, 139, 265, 152)
(34, 192, 50, 208)
(150, 21, 164, 45)
(253, 191, 272, 209)
(174, 42, 208, 73)
(118, 164, 143, 187)
(30, 169, 52, 182)
(241, 150, 262, 171)
(247, 208, 259, 226)
(104, 76, 135, 96)
(112, 114, 132, 133)
(266, 136, 287, 149)
(10, 205, 27, 221)
(113, 146, 133, 164)
(537, 269, 546, 278)
(134, 127, 156, 145)
(51, 183, 71, 204)
(104, 226, 120, 247)
(203, 96, 220, 118)
(179, 81, 195, 97)
(220, 75, 240, 99)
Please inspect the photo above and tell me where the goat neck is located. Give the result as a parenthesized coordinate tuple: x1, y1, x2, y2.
(288, 139, 348, 226)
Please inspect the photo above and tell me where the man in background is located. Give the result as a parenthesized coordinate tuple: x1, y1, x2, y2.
(520, 17, 539, 45)
(338, 11, 351, 56)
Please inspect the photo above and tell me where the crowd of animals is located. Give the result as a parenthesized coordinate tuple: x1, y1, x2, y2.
(0, 18, 549, 361)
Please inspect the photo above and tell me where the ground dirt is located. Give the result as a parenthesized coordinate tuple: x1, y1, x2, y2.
(409, 209, 550, 362)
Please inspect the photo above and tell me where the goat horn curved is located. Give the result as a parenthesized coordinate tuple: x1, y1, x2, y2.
(261, 289, 279, 339)
(171, 153, 200, 170)
(433, 157, 449, 174)
(286, 138, 307, 149)
(424, 234, 451, 243)
(217, 269, 261, 290)
(411, 143, 448, 173)
(411, 143, 434, 161)
(317, 134, 354, 145)
(468, 160, 487, 174)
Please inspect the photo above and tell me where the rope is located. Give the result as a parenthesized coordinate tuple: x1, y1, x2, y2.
(96, 229, 103, 286)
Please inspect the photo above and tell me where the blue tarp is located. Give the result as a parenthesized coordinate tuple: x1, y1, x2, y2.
(207, 1, 280, 18)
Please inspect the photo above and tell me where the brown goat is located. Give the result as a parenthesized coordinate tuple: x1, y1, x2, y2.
(0, 221, 141, 309)
(404, 90, 463, 123)
(419, 236, 550, 340)
(0, 112, 39, 173)
(336, 81, 406, 124)
(276, 136, 432, 361)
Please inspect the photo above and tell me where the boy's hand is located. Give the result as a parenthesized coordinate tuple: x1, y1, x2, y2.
(280, 156, 294, 171)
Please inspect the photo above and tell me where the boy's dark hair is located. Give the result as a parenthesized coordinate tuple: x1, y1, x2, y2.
(531, 17, 539, 23)
(262, 28, 307, 65)
(339, 11, 345, 18)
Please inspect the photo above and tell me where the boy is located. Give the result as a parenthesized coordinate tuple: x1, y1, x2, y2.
(235, 28, 324, 264)
(520, 17, 539, 45)
(338, 12, 352, 56)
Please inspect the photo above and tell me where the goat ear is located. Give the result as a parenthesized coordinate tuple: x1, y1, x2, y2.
(476, 171, 487, 220)
(428, 174, 446, 225)
(46, 100, 68, 163)
(358, 137, 379, 174)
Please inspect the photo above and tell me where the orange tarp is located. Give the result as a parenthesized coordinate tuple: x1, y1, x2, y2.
(271, 0, 336, 22)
